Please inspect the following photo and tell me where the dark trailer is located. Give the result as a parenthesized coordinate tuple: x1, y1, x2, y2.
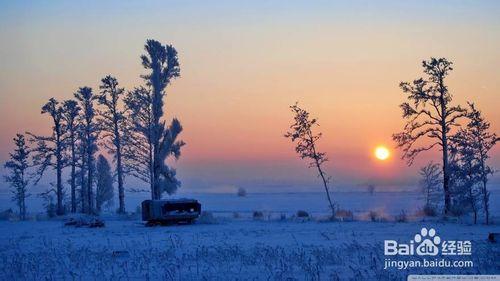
(142, 199, 201, 225)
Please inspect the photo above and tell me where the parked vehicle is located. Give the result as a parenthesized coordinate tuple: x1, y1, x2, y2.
(142, 199, 201, 226)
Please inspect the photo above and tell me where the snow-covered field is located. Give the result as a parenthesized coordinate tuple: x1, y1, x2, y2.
(0, 219, 499, 280)
(0, 191, 499, 280)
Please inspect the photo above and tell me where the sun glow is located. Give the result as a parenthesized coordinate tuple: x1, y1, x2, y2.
(374, 146, 390, 161)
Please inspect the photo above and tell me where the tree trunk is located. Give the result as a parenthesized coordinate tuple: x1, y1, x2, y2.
(115, 122, 125, 214)
(483, 180, 489, 225)
(316, 161, 335, 216)
(117, 152, 125, 213)
(80, 156, 87, 213)
(70, 139, 76, 213)
(96, 196, 101, 214)
(20, 188, 25, 220)
(56, 140, 64, 216)
(149, 142, 154, 200)
(440, 93, 451, 215)
(87, 153, 93, 214)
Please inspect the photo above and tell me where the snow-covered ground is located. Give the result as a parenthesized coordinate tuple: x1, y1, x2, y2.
(0, 191, 499, 280)
(0, 218, 499, 280)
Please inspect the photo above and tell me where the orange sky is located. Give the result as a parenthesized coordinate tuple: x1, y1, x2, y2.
(1, 1, 499, 192)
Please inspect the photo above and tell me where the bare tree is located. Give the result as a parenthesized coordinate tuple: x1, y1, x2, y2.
(95, 155, 114, 213)
(75, 87, 99, 214)
(419, 162, 442, 216)
(452, 103, 498, 224)
(140, 39, 185, 199)
(98, 75, 127, 213)
(392, 58, 466, 214)
(285, 103, 335, 215)
(4, 134, 31, 220)
(62, 100, 80, 213)
(28, 98, 67, 215)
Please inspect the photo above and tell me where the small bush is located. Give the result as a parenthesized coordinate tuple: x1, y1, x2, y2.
(236, 187, 247, 197)
(395, 210, 407, 223)
(369, 211, 379, 222)
(296, 210, 309, 218)
(198, 211, 217, 224)
(64, 215, 105, 228)
(253, 211, 264, 220)
(0, 209, 15, 221)
(46, 203, 57, 218)
(335, 209, 354, 221)
(232, 212, 240, 219)
(423, 204, 437, 217)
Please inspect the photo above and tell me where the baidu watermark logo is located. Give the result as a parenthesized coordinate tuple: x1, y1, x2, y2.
(383, 227, 473, 270)
(384, 227, 472, 256)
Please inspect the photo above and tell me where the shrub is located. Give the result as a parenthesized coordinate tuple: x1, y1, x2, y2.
(64, 215, 105, 228)
(335, 209, 354, 221)
(395, 210, 407, 223)
(0, 209, 15, 221)
(236, 187, 247, 197)
(253, 211, 264, 220)
(198, 211, 217, 224)
(423, 204, 437, 217)
(232, 212, 240, 219)
(296, 210, 309, 218)
(46, 202, 57, 218)
(369, 211, 379, 222)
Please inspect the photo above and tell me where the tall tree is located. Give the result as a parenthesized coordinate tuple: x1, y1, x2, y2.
(140, 39, 185, 199)
(452, 103, 498, 224)
(95, 155, 114, 213)
(62, 100, 80, 213)
(98, 75, 127, 213)
(4, 134, 31, 220)
(123, 86, 154, 192)
(29, 98, 67, 215)
(75, 87, 99, 214)
(392, 58, 466, 214)
(285, 103, 335, 215)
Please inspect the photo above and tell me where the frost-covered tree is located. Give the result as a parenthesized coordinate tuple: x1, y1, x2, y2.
(98, 75, 127, 213)
(95, 155, 114, 213)
(4, 134, 31, 220)
(393, 58, 466, 214)
(75, 87, 99, 214)
(62, 100, 80, 213)
(123, 86, 154, 190)
(140, 39, 185, 199)
(448, 141, 481, 223)
(28, 98, 67, 216)
(419, 162, 442, 215)
(285, 103, 335, 215)
(76, 128, 88, 213)
(451, 103, 498, 224)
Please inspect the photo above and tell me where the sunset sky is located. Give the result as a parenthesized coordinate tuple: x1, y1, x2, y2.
(1, 1, 499, 193)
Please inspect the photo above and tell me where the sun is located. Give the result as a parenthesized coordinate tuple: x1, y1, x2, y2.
(374, 146, 390, 161)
